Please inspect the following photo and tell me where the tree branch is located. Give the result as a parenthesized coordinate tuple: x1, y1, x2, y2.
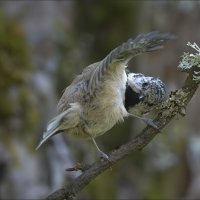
(46, 43, 200, 200)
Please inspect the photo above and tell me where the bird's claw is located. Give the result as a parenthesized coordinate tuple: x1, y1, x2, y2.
(129, 113, 158, 129)
(98, 151, 110, 162)
(143, 118, 158, 129)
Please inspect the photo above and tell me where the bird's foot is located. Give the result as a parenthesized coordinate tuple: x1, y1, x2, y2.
(98, 150, 110, 161)
(142, 118, 158, 129)
(91, 137, 111, 161)
(129, 113, 158, 129)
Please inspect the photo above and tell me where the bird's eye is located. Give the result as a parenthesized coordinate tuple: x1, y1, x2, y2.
(142, 82, 148, 87)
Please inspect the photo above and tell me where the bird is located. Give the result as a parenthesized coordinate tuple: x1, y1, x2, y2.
(36, 31, 174, 159)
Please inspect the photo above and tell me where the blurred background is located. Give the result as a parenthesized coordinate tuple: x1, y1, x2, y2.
(1, 1, 200, 199)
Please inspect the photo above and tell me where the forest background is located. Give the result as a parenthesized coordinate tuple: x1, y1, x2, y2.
(1, 1, 200, 199)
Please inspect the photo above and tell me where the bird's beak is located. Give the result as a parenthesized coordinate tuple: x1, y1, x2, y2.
(139, 94, 144, 100)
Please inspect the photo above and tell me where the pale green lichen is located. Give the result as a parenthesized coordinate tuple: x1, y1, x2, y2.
(178, 42, 200, 82)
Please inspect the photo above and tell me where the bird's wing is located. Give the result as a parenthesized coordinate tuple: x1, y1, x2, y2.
(87, 31, 175, 96)
(57, 83, 84, 112)
(57, 62, 101, 112)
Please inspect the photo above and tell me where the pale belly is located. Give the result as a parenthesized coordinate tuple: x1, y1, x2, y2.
(67, 66, 128, 139)
(68, 103, 127, 139)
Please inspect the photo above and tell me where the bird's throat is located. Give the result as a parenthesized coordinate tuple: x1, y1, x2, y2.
(124, 85, 141, 110)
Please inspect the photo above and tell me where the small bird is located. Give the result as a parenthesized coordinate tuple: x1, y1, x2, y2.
(36, 31, 174, 159)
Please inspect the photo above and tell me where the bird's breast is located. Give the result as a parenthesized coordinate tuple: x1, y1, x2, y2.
(68, 66, 128, 138)
(83, 67, 128, 137)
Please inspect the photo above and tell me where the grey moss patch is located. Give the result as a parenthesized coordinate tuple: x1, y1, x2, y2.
(178, 42, 200, 82)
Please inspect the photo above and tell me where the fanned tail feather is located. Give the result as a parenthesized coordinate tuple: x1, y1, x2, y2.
(36, 110, 69, 150)
(36, 103, 81, 150)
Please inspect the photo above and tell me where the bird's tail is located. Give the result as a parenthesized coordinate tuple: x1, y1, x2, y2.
(36, 103, 81, 150)
(35, 110, 69, 150)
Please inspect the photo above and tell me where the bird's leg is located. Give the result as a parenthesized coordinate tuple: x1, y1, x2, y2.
(91, 137, 110, 161)
(129, 113, 158, 129)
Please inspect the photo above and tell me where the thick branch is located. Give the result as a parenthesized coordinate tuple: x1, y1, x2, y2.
(47, 48, 200, 200)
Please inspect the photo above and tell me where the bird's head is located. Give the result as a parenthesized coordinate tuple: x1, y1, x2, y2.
(127, 73, 166, 106)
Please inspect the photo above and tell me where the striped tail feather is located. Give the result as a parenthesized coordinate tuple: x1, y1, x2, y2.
(35, 110, 69, 150)
(36, 103, 81, 150)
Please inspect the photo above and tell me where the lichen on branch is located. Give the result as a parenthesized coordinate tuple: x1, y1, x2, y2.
(178, 42, 200, 82)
